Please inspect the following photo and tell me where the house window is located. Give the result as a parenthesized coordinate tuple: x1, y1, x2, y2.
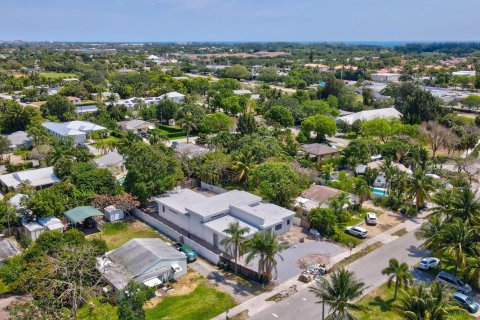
(162, 206, 165, 213)
(275, 224, 282, 231)
(287, 219, 291, 225)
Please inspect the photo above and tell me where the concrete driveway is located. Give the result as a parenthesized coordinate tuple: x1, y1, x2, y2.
(242, 240, 345, 283)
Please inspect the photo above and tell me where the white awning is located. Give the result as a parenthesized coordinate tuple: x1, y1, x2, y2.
(143, 278, 162, 287)
(171, 263, 182, 273)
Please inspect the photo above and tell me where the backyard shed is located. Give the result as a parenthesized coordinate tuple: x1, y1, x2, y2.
(23, 222, 45, 241)
(104, 205, 125, 222)
(64, 206, 104, 224)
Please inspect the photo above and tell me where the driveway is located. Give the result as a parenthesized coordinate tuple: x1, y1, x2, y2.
(241, 240, 345, 283)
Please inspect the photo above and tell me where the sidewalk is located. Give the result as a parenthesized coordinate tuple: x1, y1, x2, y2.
(212, 212, 429, 320)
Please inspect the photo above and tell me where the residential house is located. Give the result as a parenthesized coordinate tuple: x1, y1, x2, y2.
(295, 185, 358, 212)
(172, 143, 210, 158)
(42, 121, 107, 144)
(356, 160, 412, 188)
(452, 70, 476, 77)
(0, 167, 60, 191)
(38, 216, 65, 232)
(159, 91, 185, 103)
(4, 131, 32, 151)
(117, 119, 154, 134)
(233, 89, 252, 96)
(304, 63, 330, 72)
(300, 144, 341, 164)
(93, 151, 126, 174)
(97, 238, 187, 292)
(336, 107, 402, 125)
(75, 105, 98, 115)
(154, 189, 295, 251)
(370, 73, 402, 83)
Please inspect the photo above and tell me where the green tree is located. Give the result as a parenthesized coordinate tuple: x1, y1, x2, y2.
(26, 182, 82, 218)
(300, 114, 336, 141)
(462, 95, 480, 110)
(198, 112, 233, 134)
(415, 215, 445, 254)
(230, 150, 257, 183)
(307, 208, 337, 236)
(220, 65, 251, 80)
(220, 221, 250, 275)
(353, 178, 371, 206)
(439, 219, 476, 275)
(0, 100, 42, 134)
(245, 232, 289, 282)
(118, 281, 155, 320)
(381, 258, 413, 300)
(310, 268, 367, 320)
(69, 162, 117, 195)
(265, 106, 295, 127)
(124, 143, 183, 202)
(248, 162, 305, 208)
(361, 118, 393, 143)
(40, 94, 76, 121)
(237, 112, 257, 135)
(177, 112, 197, 144)
(362, 88, 375, 106)
(0, 136, 10, 159)
(406, 168, 434, 209)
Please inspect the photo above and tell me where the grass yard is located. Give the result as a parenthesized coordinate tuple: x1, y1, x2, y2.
(76, 297, 118, 320)
(145, 284, 237, 320)
(39, 72, 78, 79)
(92, 136, 121, 148)
(87, 219, 170, 250)
(331, 242, 383, 271)
(351, 283, 474, 320)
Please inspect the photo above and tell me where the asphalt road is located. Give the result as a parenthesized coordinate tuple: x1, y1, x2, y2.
(250, 231, 429, 320)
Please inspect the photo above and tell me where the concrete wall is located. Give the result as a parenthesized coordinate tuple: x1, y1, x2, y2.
(134, 209, 220, 265)
(200, 181, 227, 194)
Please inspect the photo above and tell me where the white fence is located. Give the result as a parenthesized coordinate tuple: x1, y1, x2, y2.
(133, 208, 220, 265)
(200, 181, 227, 194)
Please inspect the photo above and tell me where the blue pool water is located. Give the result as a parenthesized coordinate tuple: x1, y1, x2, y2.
(371, 188, 387, 196)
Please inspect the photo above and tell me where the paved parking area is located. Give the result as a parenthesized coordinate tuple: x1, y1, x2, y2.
(241, 240, 345, 283)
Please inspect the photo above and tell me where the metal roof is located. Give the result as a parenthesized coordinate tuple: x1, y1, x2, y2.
(64, 206, 104, 224)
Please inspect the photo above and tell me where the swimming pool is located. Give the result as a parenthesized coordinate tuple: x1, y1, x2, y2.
(371, 188, 387, 197)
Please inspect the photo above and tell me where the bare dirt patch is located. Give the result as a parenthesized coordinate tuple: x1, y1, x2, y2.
(277, 225, 315, 245)
(357, 202, 406, 236)
(0, 294, 28, 320)
(297, 253, 332, 269)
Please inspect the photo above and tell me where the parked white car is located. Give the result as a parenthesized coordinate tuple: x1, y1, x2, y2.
(345, 226, 368, 238)
(418, 257, 440, 270)
(365, 212, 377, 225)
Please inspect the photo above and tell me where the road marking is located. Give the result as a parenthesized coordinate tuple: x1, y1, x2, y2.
(272, 313, 279, 318)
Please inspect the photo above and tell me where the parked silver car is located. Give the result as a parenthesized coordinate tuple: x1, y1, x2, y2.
(345, 226, 368, 238)
(435, 271, 472, 294)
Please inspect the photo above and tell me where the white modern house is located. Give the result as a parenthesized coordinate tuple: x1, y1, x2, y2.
(117, 92, 185, 109)
(97, 238, 187, 292)
(117, 119, 154, 133)
(159, 91, 185, 103)
(370, 73, 402, 83)
(75, 105, 99, 115)
(42, 121, 107, 144)
(337, 107, 402, 125)
(154, 189, 295, 251)
(0, 167, 60, 191)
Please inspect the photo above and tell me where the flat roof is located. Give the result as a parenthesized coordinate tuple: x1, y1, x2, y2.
(64, 206, 104, 224)
(203, 215, 259, 237)
(187, 190, 261, 218)
(155, 189, 207, 214)
(42, 121, 106, 136)
(0, 167, 60, 189)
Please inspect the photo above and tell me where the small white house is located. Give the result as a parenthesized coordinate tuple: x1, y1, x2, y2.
(38, 216, 65, 232)
(370, 73, 402, 83)
(104, 205, 125, 222)
(42, 121, 107, 144)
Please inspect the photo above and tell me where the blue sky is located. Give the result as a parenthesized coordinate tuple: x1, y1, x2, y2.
(1, 0, 479, 42)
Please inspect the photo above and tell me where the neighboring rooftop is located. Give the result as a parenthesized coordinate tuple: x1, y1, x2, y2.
(42, 121, 107, 136)
(173, 143, 210, 158)
(0, 167, 60, 189)
(0, 239, 21, 263)
(4, 131, 32, 147)
(94, 151, 124, 167)
(117, 119, 154, 131)
(337, 107, 402, 125)
(301, 143, 340, 156)
(64, 206, 104, 224)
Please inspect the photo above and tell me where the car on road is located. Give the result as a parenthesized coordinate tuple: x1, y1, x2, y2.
(418, 257, 440, 270)
(453, 292, 479, 313)
(345, 226, 368, 238)
(365, 212, 377, 225)
(173, 242, 198, 262)
(435, 271, 472, 294)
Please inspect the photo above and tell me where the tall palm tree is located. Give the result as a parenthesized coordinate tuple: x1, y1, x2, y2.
(310, 268, 368, 320)
(397, 282, 464, 320)
(353, 178, 371, 207)
(415, 215, 444, 254)
(177, 112, 197, 144)
(328, 192, 350, 215)
(430, 188, 456, 218)
(406, 168, 434, 209)
(380, 158, 399, 193)
(245, 232, 289, 283)
(447, 188, 480, 224)
(381, 258, 413, 300)
(230, 150, 257, 183)
(220, 221, 250, 275)
(439, 219, 476, 275)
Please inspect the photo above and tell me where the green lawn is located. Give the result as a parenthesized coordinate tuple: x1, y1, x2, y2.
(92, 136, 121, 148)
(39, 72, 78, 79)
(87, 220, 170, 250)
(351, 284, 474, 320)
(76, 297, 118, 320)
(145, 284, 237, 320)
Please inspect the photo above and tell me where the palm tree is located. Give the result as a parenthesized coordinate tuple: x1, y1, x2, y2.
(430, 188, 456, 218)
(381, 258, 413, 300)
(447, 188, 480, 224)
(220, 221, 250, 275)
(464, 253, 480, 286)
(363, 167, 379, 186)
(230, 150, 257, 183)
(353, 178, 371, 207)
(310, 268, 368, 320)
(245, 232, 289, 283)
(415, 215, 444, 254)
(439, 219, 476, 275)
(328, 192, 350, 215)
(397, 282, 464, 320)
(406, 168, 434, 210)
(177, 112, 197, 144)
(380, 158, 399, 193)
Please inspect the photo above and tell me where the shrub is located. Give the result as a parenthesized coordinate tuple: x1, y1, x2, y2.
(307, 208, 337, 236)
